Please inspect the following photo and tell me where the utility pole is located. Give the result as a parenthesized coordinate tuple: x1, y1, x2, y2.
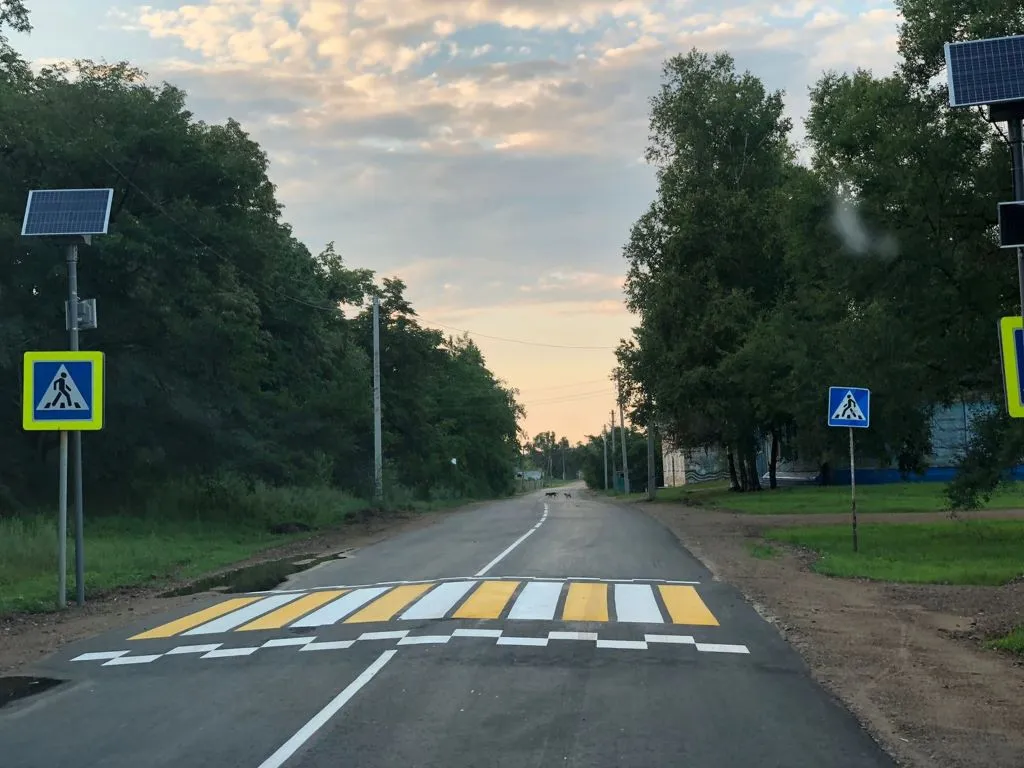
(602, 429, 608, 490)
(617, 377, 630, 495)
(372, 296, 383, 503)
(646, 415, 657, 501)
(609, 409, 617, 492)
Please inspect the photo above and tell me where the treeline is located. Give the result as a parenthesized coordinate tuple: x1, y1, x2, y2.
(0, 6, 522, 519)
(617, 0, 1024, 506)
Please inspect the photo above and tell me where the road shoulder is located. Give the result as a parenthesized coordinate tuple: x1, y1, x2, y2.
(642, 502, 1024, 768)
(0, 503, 474, 676)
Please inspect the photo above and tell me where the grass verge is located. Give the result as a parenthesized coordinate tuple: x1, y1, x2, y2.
(748, 541, 779, 559)
(657, 481, 1024, 515)
(764, 520, 1024, 585)
(986, 627, 1024, 656)
(1, 476, 468, 616)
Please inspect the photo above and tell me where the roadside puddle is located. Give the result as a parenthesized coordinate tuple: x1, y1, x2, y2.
(0, 676, 64, 710)
(161, 549, 354, 597)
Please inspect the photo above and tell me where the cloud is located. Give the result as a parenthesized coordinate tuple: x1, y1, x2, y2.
(99, 0, 903, 438)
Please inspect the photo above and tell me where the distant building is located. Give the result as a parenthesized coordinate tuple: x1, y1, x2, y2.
(515, 469, 543, 481)
(661, 400, 999, 486)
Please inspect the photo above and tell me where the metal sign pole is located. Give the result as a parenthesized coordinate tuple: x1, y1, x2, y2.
(57, 430, 69, 608)
(371, 297, 383, 503)
(1009, 119, 1024, 324)
(67, 243, 86, 606)
(849, 427, 858, 553)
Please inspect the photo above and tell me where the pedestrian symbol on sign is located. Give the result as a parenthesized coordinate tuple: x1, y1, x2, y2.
(36, 364, 87, 411)
(830, 391, 866, 423)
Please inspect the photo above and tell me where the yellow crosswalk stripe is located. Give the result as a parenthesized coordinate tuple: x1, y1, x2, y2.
(344, 584, 434, 623)
(236, 590, 349, 631)
(561, 582, 608, 622)
(453, 580, 519, 619)
(658, 585, 719, 626)
(129, 597, 261, 640)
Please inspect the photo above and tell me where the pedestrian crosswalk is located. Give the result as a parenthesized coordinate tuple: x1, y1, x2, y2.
(129, 578, 719, 640)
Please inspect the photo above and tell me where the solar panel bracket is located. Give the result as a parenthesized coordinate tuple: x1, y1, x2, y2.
(21, 234, 93, 245)
(989, 101, 1024, 123)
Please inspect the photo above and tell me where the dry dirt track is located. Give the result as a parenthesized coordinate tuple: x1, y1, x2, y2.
(642, 501, 1024, 768)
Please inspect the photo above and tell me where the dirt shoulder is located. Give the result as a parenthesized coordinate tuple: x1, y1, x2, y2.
(0, 503, 474, 676)
(643, 502, 1024, 768)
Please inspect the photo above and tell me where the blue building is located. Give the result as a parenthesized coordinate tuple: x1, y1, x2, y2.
(661, 401, 998, 487)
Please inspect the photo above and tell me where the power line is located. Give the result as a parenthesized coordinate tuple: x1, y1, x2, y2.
(518, 378, 610, 393)
(418, 318, 616, 350)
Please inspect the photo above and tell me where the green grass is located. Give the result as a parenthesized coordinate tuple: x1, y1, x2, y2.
(0, 478, 381, 615)
(0, 515, 294, 614)
(748, 541, 779, 559)
(986, 627, 1024, 655)
(657, 481, 1024, 515)
(764, 520, 1024, 585)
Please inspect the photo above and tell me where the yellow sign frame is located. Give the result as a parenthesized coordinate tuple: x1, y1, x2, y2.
(22, 350, 105, 430)
(998, 316, 1024, 418)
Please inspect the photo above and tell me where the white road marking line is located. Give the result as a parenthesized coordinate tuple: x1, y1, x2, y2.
(256, 651, 396, 768)
(166, 644, 223, 655)
(548, 631, 598, 641)
(72, 651, 128, 662)
(507, 580, 562, 620)
(645, 634, 696, 645)
(254, 575, 700, 595)
(201, 647, 259, 658)
(262, 638, 315, 648)
(595, 639, 648, 650)
(102, 654, 162, 666)
(290, 586, 389, 628)
(399, 580, 477, 620)
(301, 640, 355, 652)
(184, 593, 303, 635)
(496, 636, 549, 647)
(613, 583, 664, 623)
(397, 635, 451, 645)
(452, 628, 503, 638)
(358, 630, 408, 641)
(474, 504, 549, 577)
(695, 643, 750, 654)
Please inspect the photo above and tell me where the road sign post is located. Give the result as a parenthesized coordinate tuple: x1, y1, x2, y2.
(22, 350, 105, 607)
(21, 188, 112, 607)
(944, 35, 1024, 412)
(827, 386, 871, 552)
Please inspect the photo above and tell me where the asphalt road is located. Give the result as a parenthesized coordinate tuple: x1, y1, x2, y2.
(1, 485, 896, 767)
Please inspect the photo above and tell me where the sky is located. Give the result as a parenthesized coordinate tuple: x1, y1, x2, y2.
(13, 0, 903, 443)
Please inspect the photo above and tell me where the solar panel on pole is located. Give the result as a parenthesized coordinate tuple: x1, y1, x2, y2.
(21, 189, 114, 237)
(944, 35, 1024, 108)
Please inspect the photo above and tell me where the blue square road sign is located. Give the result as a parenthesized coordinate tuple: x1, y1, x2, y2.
(23, 351, 105, 431)
(827, 386, 870, 429)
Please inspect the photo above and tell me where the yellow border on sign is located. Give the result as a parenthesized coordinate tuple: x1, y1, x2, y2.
(22, 350, 105, 431)
(999, 316, 1024, 418)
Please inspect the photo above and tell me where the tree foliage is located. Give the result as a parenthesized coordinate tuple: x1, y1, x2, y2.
(0, 14, 522, 516)
(620, 6, 1022, 504)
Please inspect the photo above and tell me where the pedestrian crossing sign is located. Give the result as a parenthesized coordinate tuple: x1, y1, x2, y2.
(22, 350, 105, 431)
(998, 316, 1024, 418)
(827, 386, 870, 429)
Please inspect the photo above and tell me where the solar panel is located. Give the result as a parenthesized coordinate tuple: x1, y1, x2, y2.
(21, 188, 114, 237)
(1000, 201, 1024, 249)
(944, 35, 1024, 108)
